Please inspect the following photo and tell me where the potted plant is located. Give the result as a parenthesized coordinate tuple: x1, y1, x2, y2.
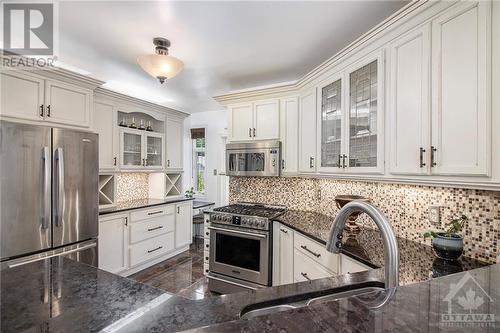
(424, 215, 468, 261)
(185, 187, 195, 199)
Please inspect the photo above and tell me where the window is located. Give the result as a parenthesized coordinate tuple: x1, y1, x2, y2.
(191, 128, 206, 196)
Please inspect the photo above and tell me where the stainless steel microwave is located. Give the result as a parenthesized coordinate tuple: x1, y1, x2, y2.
(226, 141, 281, 177)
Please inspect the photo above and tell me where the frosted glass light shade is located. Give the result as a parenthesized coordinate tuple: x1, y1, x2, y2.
(137, 54, 184, 83)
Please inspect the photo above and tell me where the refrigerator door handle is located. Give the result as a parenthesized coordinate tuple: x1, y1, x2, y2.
(42, 147, 51, 229)
(54, 148, 65, 227)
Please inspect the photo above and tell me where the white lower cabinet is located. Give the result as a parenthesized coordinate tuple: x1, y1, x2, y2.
(175, 202, 193, 248)
(341, 254, 370, 275)
(129, 232, 174, 267)
(98, 214, 128, 274)
(98, 201, 193, 276)
(273, 222, 371, 285)
(293, 249, 334, 282)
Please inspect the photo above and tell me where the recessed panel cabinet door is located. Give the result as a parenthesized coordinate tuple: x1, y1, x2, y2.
(0, 72, 44, 121)
(93, 101, 117, 171)
(229, 103, 253, 141)
(431, 1, 491, 176)
(44, 80, 92, 128)
(253, 100, 279, 140)
(98, 214, 128, 274)
(280, 97, 299, 174)
(278, 225, 294, 285)
(389, 25, 431, 175)
(298, 89, 317, 173)
(175, 202, 192, 248)
(166, 118, 183, 170)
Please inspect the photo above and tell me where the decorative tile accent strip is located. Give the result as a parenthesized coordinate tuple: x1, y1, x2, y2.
(116, 173, 149, 202)
(229, 177, 500, 264)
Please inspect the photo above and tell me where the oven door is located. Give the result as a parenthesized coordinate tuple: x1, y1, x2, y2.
(208, 224, 269, 286)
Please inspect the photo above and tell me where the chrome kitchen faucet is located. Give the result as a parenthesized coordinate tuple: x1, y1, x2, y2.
(326, 201, 400, 289)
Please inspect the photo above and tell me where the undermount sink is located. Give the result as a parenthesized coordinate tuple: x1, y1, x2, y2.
(240, 281, 385, 320)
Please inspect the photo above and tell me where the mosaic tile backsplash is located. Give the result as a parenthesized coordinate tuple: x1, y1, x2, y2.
(229, 177, 500, 264)
(116, 173, 149, 202)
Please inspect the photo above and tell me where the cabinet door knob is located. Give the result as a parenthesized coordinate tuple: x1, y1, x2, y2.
(39, 105, 44, 117)
(249, 128, 252, 138)
(338, 154, 342, 168)
(253, 128, 256, 137)
(46, 105, 51, 117)
(124, 217, 128, 226)
(114, 157, 117, 166)
(280, 228, 288, 233)
(309, 157, 315, 169)
(342, 154, 347, 168)
(167, 160, 170, 167)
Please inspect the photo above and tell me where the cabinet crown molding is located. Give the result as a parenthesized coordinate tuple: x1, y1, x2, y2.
(94, 87, 189, 119)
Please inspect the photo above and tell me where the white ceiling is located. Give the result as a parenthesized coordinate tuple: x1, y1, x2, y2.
(58, 1, 408, 113)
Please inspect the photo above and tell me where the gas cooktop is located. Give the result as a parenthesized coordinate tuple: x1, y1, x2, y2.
(214, 203, 286, 219)
(210, 203, 286, 230)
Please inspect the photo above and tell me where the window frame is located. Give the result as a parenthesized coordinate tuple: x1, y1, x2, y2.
(191, 127, 207, 198)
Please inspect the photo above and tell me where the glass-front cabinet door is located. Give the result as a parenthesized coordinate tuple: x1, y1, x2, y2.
(145, 133, 164, 169)
(318, 77, 344, 171)
(316, 51, 383, 174)
(347, 59, 379, 171)
(121, 129, 143, 168)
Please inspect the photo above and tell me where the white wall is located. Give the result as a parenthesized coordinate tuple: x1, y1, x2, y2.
(183, 110, 228, 207)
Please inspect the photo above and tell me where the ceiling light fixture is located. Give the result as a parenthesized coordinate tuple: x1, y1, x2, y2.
(137, 37, 184, 84)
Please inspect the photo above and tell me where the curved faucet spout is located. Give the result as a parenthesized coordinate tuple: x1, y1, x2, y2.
(326, 201, 400, 289)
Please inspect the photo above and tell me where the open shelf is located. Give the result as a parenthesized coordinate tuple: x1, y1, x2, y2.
(99, 174, 116, 208)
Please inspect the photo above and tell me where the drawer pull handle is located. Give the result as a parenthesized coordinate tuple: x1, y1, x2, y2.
(301, 272, 311, 281)
(280, 228, 288, 233)
(147, 226, 163, 232)
(301, 245, 321, 258)
(147, 246, 163, 253)
(147, 211, 164, 216)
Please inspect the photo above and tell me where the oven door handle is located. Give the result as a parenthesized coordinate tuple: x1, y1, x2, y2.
(208, 275, 258, 291)
(208, 226, 267, 239)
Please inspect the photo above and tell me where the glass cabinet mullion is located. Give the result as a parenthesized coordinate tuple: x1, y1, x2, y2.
(320, 78, 343, 169)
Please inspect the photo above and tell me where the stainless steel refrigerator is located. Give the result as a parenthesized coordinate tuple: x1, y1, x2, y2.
(0, 121, 98, 267)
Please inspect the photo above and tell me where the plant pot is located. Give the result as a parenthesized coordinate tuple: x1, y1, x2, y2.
(431, 233, 464, 261)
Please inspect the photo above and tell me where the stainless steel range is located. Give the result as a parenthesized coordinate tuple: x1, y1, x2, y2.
(207, 203, 286, 294)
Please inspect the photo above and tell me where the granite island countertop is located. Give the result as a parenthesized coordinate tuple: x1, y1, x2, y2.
(1, 210, 493, 333)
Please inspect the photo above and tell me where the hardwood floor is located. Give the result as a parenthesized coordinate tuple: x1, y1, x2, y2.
(129, 238, 214, 300)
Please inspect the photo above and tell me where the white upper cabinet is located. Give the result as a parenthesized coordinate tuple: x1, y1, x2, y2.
(389, 24, 431, 175)
(44, 80, 92, 128)
(0, 71, 92, 128)
(280, 97, 299, 175)
(166, 118, 183, 170)
(431, 1, 491, 176)
(93, 100, 118, 171)
(228, 100, 279, 141)
(298, 89, 317, 173)
(316, 51, 384, 175)
(120, 128, 165, 170)
(344, 53, 384, 174)
(1, 71, 44, 122)
(229, 103, 253, 141)
(253, 100, 280, 140)
(317, 75, 344, 173)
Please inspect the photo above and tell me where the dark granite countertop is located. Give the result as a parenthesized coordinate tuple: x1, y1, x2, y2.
(99, 197, 194, 216)
(2, 210, 493, 333)
(274, 210, 487, 285)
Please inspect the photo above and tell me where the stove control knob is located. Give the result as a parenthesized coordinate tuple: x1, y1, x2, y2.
(242, 217, 249, 225)
(260, 221, 266, 228)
